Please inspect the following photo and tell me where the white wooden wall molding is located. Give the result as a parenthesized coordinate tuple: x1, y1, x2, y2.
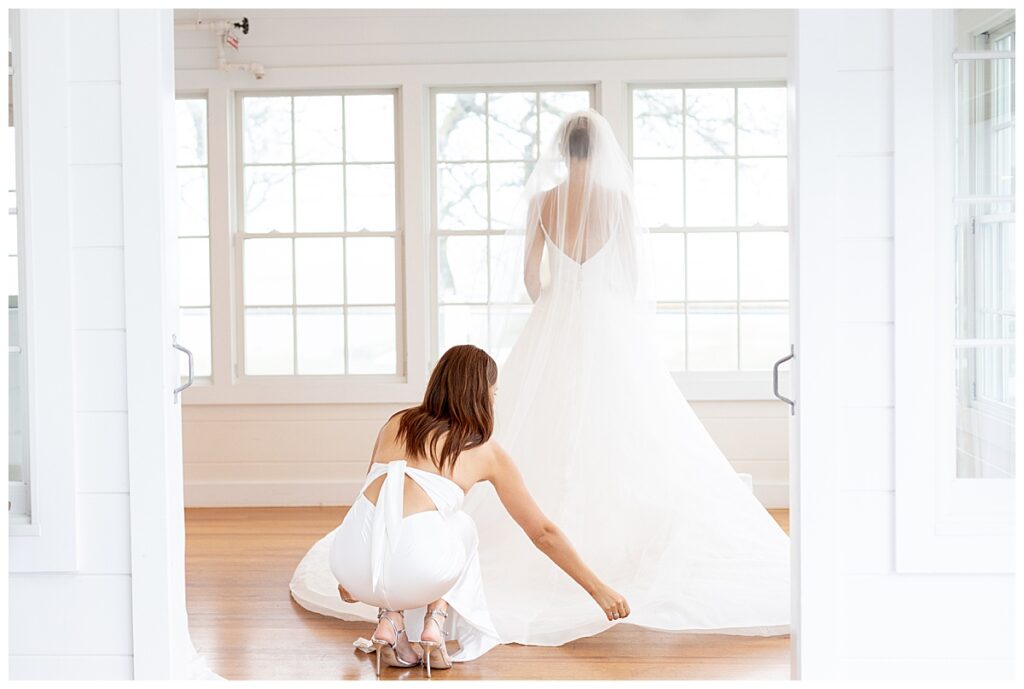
(892, 9, 1014, 573)
(8, 9, 79, 572)
(121, 8, 194, 679)
(791, 8, 842, 679)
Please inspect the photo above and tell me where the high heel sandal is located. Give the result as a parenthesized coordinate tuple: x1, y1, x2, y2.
(420, 607, 453, 678)
(370, 608, 420, 676)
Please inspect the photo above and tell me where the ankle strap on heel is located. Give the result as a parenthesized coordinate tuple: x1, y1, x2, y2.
(424, 608, 449, 638)
(375, 608, 407, 639)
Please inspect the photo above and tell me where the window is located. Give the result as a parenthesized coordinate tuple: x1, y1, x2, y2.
(237, 92, 400, 376)
(175, 97, 212, 378)
(954, 23, 1015, 478)
(432, 86, 593, 359)
(630, 85, 789, 372)
(8, 44, 29, 522)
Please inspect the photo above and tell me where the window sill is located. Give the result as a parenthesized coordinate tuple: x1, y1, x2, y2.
(179, 371, 790, 405)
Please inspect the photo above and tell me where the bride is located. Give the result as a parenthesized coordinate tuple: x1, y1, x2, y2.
(290, 109, 789, 652)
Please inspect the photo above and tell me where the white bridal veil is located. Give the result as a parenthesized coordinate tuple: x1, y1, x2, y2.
(486, 108, 655, 362)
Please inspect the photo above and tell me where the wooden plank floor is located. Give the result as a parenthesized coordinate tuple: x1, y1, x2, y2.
(185, 506, 791, 680)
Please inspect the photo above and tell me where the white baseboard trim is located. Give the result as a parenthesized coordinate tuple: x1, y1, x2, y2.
(184, 478, 790, 509)
(754, 480, 790, 509)
(184, 480, 364, 508)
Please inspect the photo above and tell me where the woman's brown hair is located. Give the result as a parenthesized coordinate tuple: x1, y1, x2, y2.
(396, 344, 498, 476)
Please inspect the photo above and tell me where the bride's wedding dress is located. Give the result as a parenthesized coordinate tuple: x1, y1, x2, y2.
(289, 109, 789, 652)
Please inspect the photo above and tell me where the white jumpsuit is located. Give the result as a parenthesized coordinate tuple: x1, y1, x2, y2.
(299, 460, 500, 661)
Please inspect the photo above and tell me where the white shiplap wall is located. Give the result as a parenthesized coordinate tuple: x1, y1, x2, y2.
(794, 9, 1014, 679)
(9, 10, 134, 680)
(173, 8, 794, 509)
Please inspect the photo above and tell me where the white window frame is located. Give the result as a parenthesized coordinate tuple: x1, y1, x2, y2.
(173, 91, 213, 381)
(175, 56, 787, 405)
(627, 81, 792, 392)
(893, 9, 1014, 573)
(8, 9, 78, 570)
(233, 88, 406, 381)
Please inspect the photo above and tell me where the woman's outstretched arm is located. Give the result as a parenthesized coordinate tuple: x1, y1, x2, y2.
(485, 442, 630, 622)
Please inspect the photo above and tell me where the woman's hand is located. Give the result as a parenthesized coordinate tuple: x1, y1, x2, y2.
(338, 584, 358, 604)
(590, 582, 630, 622)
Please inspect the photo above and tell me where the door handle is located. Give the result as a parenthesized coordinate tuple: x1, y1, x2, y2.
(172, 334, 194, 404)
(772, 344, 795, 416)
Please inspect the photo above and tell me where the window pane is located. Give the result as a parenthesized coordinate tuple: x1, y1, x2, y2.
(687, 232, 737, 301)
(739, 158, 788, 226)
(490, 234, 531, 304)
(634, 159, 684, 228)
(244, 166, 293, 233)
(488, 304, 531, 362)
(295, 165, 344, 232)
(346, 164, 396, 231)
(686, 159, 735, 226)
(650, 233, 686, 301)
(490, 161, 530, 229)
(438, 163, 488, 230)
(488, 92, 538, 161)
(436, 92, 486, 161)
(243, 97, 292, 164)
(439, 235, 488, 303)
(633, 88, 683, 157)
(297, 307, 345, 374)
(176, 167, 209, 237)
(244, 307, 294, 375)
(346, 236, 395, 304)
(738, 87, 787, 156)
(539, 90, 592, 146)
(175, 99, 207, 166)
(178, 307, 211, 378)
(439, 304, 489, 354)
(293, 95, 343, 163)
(739, 231, 788, 300)
(688, 302, 738, 371)
(956, 346, 1015, 477)
(686, 88, 735, 157)
(345, 94, 395, 162)
(178, 237, 210, 307)
(348, 306, 396, 374)
(244, 238, 293, 305)
(655, 307, 686, 371)
(295, 237, 344, 305)
(740, 302, 789, 370)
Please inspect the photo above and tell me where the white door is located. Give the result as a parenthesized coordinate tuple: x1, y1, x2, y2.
(118, 10, 211, 680)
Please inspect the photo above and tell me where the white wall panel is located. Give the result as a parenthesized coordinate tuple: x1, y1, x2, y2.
(76, 412, 131, 493)
(72, 330, 128, 412)
(833, 156, 894, 239)
(68, 82, 122, 165)
(834, 240, 894, 323)
(70, 164, 124, 248)
(72, 247, 126, 330)
(76, 493, 132, 574)
(8, 574, 134, 656)
(11, 9, 139, 678)
(67, 10, 121, 82)
(836, 407, 894, 491)
(9, 655, 134, 681)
